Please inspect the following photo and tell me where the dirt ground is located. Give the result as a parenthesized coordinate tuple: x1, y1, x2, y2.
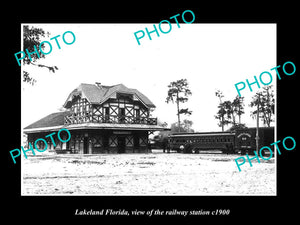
(21, 150, 276, 195)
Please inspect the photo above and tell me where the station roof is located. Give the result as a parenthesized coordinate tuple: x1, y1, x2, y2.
(24, 111, 70, 130)
(63, 83, 156, 109)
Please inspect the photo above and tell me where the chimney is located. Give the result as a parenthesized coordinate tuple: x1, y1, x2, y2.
(95, 82, 102, 89)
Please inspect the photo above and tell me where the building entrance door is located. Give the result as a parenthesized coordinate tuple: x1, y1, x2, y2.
(118, 136, 126, 153)
(119, 108, 125, 123)
(83, 137, 89, 154)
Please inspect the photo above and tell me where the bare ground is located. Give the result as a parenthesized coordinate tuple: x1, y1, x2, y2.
(22, 150, 276, 195)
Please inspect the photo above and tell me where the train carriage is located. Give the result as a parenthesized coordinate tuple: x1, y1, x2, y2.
(235, 127, 274, 155)
(168, 127, 274, 155)
(169, 132, 236, 154)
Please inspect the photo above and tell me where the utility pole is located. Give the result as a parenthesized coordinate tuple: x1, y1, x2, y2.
(256, 93, 260, 154)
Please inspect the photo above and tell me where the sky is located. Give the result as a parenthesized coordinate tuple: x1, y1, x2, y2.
(21, 23, 276, 132)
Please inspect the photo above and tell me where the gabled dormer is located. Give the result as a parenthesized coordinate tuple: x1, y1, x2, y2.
(63, 83, 157, 125)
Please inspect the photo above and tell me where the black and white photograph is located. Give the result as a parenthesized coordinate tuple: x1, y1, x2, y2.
(5, 5, 297, 224)
(20, 23, 276, 195)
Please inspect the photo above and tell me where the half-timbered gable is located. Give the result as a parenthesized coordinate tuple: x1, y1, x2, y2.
(63, 83, 156, 126)
(24, 82, 167, 154)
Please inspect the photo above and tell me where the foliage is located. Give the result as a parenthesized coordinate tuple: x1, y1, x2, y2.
(215, 90, 245, 131)
(249, 86, 275, 127)
(215, 102, 229, 131)
(157, 119, 168, 128)
(227, 123, 247, 132)
(23, 25, 49, 64)
(171, 120, 194, 133)
(23, 25, 58, 85)
(166, 79, 192, 132)
(232, 95, 245, 124)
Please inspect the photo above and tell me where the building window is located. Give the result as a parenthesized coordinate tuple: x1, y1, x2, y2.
(103, 135, 109, 148)
(109, 136, 117, 147)
(139, 137, 147, 146)
(126, 136, 134, 147)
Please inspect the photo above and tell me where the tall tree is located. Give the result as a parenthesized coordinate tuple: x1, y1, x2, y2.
(223, 100, 234, 125)
(166, 79, 192, 132)
(249, 86, 275, 127)
(23, 25, 58, 85)
(215, 91, 245, 131)
(232, 95, 245, 124)
(215, 90, 226, 131)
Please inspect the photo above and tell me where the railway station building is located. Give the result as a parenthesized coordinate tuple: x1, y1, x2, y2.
(23, 82, 168, 154)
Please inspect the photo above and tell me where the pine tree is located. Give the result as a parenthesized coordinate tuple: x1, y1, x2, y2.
(166, 79, 192, 132)
(250, 86, 275, 127)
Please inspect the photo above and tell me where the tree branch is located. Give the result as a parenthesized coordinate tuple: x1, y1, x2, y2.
(30, 62, 58, 73)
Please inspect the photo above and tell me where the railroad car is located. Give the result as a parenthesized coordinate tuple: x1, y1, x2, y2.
(168, 127, 274, 155)
(235, 127, 274, 155)
(169, 131, 236, 154)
